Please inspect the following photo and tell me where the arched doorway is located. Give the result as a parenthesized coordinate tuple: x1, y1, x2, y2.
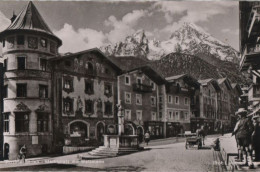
(4, 143, 9, 160)
(137, 126, 144, 143)
(96, 122, 105, 144)
(68, 120, 89, 146)
(124, 124, 135, 135)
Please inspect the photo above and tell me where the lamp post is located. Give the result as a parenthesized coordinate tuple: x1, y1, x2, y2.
(117, 100, 124, 136)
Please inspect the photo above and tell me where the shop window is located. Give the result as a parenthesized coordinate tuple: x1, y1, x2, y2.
(63, 76, 74, 93)
(85, 100, 94, 114)
(63, 97, 74, 115)
(105, 102, 112, 116)
(15, 113, 29, 132)
(136, 110, 142, 121)
(28, 36, 38, 49)
(17, 56, 26, 70)
(40, 58, 47, 71)
(3, 85, 8, 98)
(16, 84, 27, 97)
(17, 35, 24, 45)
(40, 38, 47, 48)
(125, 109, 131, 120)
(104, 83, 112, 97)
(39, 85, 48, 98)
(85, 80, 94, 94)
(37, 113, 49, 132)
(136, 94, 142, 105)
(151, 96, 156, 106)
(125, 75, 130, 85)
(3, 113, 10, 132)
(125, 92, 131, 104)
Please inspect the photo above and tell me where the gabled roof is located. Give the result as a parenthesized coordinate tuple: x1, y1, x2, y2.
(124, 65, 166, 85)
(198, 78, 221, 91)
(109, 56, 149, 71)
(217, 78, 232, 90)
(50, 48, 122, 73)
(166, 74, 200, 89)
(0, 1, 62, 46)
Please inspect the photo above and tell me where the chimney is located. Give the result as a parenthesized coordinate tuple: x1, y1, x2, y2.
(10, 11, 17, 23)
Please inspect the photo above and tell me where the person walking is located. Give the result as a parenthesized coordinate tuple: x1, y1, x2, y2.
(144, 131, 150, 146)
(233, 108, 254, 169)
(252, 116, 260, 161)
(19, 145, 27, 163)
(196, 125, 205, 145)
(232, 115, 243, 162)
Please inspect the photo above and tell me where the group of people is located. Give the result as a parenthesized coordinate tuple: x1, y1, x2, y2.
(232, 108, 260, 169)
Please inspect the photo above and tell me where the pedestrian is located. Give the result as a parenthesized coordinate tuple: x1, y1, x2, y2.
(232, 115, 243, 162)
(221, 124, 225, 136)
(252, 116, 260, 161)
(196, 125, 205, 145)
(19, 144, 27, 163)
(233, 108, 254, 169)
(144, 131, 150, 146)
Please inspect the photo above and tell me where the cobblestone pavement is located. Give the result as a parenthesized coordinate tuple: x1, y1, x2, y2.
(0, 136, 223, 171)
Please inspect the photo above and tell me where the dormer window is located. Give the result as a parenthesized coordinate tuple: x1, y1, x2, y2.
(17, 35, 24, 45)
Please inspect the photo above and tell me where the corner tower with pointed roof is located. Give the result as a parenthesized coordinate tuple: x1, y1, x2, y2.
(0, 1, 62, 159)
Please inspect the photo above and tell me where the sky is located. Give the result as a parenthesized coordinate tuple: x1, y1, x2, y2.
(0, 1, 239, 54)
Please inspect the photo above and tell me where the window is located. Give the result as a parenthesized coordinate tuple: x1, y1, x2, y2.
(40, 58, 47, 71)
(17, 56, 26, 70)
(40, 38, 47, 48)
(125, 109, 131, 120)
(184, 97, 188, 105)
(65, 60, 71, 67)
(136, 94, 142, 105)
(185, 112, 189, 120)
(85, 80, 94, 94)
(63, 76, 74, 93)
(3, 85, 8, 98)
(17, 84, 27, 97)
(105, 102, 112, 116)
(136, 110, 142, 121)
(151, 112, 156, 121)
(175, 111, 179, 120)
(150, 81, 156, 90)
(17, 35, 24, 45)
(37, 113, 49, 132)
(125, 92, 131, 104)
(136, 77, 142, 84)
(15, 113, 29, 132)
(125, 75, 130, 85)
(85, 100, 94, 114)
(4, 59, 7, 71)
(168, 95, 172, 104)
(104, 83, 112, 97)
(86, 62, 94, 74)
(180, 111, 184, 119)
(7, 37, 14, 49)
(151, 96, 156, 106)
(159, 96, 162, 103)
(175, 96, 179, 104)
(63, 97, 74, 114)
(39, 85, 48, 98)
(50, 41, 56, 53)
(159, 111, 162, 119)
(4, 113, 9, 132)
(168, 111, 173, 119)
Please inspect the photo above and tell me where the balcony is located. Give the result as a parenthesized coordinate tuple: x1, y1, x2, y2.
(247, 6, 260, 38)
(240, 44, 260, 71)
(248, 84, 260, 102)
(132, 83, 153, 93)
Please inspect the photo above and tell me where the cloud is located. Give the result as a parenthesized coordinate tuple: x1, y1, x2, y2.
(105, 9, 149, 44)
(54, 23, 106, 53)
(0, 10, 11, 32)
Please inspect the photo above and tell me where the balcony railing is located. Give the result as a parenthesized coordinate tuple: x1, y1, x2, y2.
(132, 83, 153, 93)
(248, 6, 260, 38)
(240, 44, 260, 71)
(248, 84, 260, 101)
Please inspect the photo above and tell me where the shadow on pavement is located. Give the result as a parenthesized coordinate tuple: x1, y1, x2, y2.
(0, 163, 146, 171)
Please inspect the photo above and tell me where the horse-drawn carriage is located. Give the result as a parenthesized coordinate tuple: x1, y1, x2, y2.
(185, 132, 202, 149)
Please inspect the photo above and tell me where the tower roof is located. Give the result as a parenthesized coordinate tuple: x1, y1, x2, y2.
(0, 1, 62, 46)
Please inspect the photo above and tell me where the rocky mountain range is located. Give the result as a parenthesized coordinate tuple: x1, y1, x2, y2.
(101, 22, 240, 64)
